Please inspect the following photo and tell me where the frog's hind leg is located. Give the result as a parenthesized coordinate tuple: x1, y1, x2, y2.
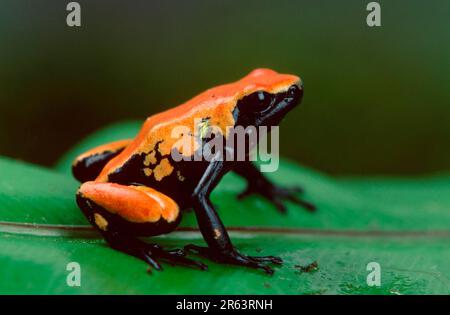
(233, 161, 316, 212)
(76, 181, 207, 272)
(72, 139, 132, 182)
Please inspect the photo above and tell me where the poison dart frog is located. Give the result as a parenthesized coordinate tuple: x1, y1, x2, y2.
(73, 68, 315, 274)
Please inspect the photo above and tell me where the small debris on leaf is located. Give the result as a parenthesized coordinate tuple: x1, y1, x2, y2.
(294, 261, 319, 273)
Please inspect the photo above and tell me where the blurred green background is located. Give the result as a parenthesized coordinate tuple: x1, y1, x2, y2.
(0, 0, 448, 175)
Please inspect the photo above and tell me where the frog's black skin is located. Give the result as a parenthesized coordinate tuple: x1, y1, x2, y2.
(76, 84, 315, 273)
(73, 149, 125, 183)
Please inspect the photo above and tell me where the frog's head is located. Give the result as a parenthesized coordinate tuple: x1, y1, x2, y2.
(234, 68, 303, 128)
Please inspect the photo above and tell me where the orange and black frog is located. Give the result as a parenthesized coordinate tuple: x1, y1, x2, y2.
(73, 68, 315, 274)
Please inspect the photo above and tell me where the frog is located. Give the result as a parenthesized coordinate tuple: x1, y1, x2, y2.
(73, 68, 315, 274)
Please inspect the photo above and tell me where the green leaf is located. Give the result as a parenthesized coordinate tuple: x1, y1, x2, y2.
(0, 157, 85, 225)
(1, 122, 449, 294)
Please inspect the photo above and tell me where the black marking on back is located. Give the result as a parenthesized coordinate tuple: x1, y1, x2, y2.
(73, 150, 123, 183)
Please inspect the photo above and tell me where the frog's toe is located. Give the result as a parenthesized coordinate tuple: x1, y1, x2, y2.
(184, 244, 281, 274)
(151, 246, 208, 271)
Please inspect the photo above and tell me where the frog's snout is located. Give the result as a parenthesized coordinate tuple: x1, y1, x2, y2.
(277, 83, 303, 116)
(287, 83, 303, 108)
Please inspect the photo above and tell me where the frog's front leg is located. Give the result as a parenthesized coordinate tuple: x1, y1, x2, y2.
(185, 158, 282, 274)
(72, 139, 131, 182)
(76, 181, 207, 272)
(233, 161, 316, 212)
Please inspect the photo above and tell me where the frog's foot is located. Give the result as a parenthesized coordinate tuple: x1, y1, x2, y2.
(105, 234, 208, 273)
(238, 182, 316, 213)
(184, 244, 282, 274)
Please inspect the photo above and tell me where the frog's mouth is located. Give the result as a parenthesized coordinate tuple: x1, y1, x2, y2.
(259, 83, 303, 127)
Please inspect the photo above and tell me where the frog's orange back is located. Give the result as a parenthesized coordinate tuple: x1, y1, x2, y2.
(97, 68, 299, 182)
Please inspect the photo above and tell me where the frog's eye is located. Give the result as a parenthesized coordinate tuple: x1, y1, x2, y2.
(239, 90, 275, 113)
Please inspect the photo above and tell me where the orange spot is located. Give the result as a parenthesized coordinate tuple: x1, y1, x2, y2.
(153, 158, 174, 181)
(143, 168, 153, 177)
(94, 213, 108, 231)
(143, 151, 156, 166)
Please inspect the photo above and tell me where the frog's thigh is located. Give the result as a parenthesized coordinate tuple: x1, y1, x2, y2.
(72, 139, 132, 182)
(77, 181, 181, 236)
